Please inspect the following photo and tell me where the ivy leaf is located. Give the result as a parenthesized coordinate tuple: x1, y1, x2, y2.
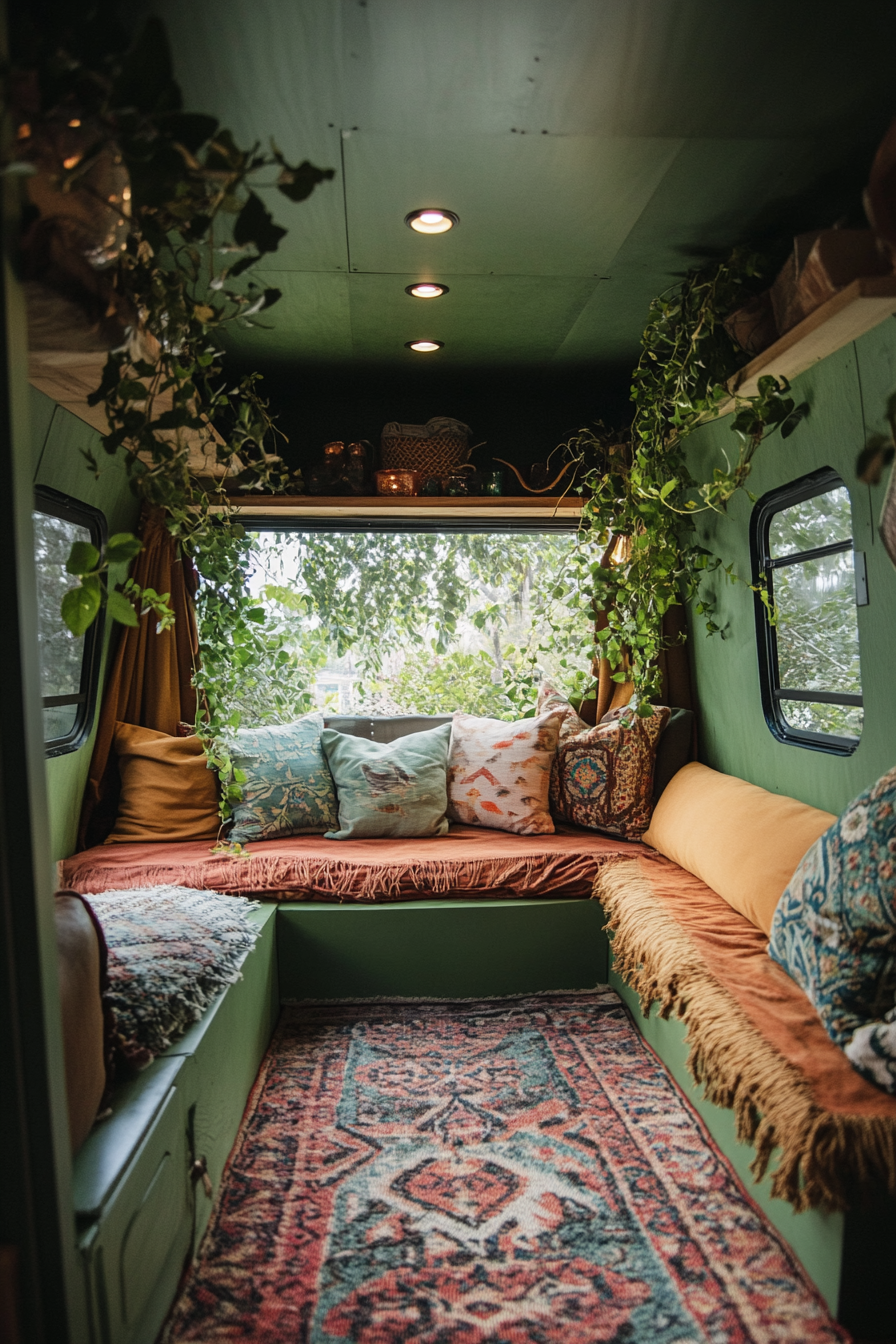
(61, 578, 101, 636)
(112, 17, 180, 113)
(87, 355, 124, 408)
(65, 541, 100, 576)
(233, 192, 287, 257)
(160, 112, 219, 154)
(105, 534, 144, 566)
(106, 588, 140, 627)
(274, 157, 336, 203)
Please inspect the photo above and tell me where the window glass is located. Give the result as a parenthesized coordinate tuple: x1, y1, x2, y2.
(33, 494, 105, 753)
(768, 485, 852, 558)
(752, 472, 863, 751)
(235, 527, 592, 724)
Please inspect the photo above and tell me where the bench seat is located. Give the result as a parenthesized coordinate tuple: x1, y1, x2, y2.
(61, 824, 645, 902)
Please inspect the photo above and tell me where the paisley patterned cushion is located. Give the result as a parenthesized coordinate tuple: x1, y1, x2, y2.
(769, 765, 896, 1093)
(537, 684, 669, 840)
(446, 711, 562, 835)
(227, 715, 338, 844)
(321, 723, 451, 840)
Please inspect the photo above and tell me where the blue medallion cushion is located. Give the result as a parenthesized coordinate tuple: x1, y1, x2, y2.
(769, 765, 896, 1093)
(536, 682, 669, 840)
(226, 714, 338, 845)
(321, 722, 452, 840)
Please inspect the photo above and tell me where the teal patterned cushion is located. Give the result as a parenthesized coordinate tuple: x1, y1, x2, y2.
(769, 765, 896, 1092)
(321, 723, 451, 840)
(227, 715, 338, 844)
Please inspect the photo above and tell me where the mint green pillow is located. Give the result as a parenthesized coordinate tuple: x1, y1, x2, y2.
(321, 723, 451, 840)
(227, 715, 338, 844)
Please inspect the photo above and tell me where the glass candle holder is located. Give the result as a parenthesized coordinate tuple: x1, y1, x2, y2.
(482, 469, 503, 496)
(375, 469, 421, 496)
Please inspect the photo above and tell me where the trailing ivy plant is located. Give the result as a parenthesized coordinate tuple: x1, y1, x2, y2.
(575, 250, 808, 706)
(8, 12, 333, 633)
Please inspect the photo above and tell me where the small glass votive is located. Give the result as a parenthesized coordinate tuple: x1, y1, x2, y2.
(375, 469, 421, 496)
(482, 469, 503, 496)
(446, 468, 482, 496)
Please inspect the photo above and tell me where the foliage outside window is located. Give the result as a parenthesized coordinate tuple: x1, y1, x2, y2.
(751, 470, 863, 752)
(33, 491, 106, 754)
(204, 527, 597, 730)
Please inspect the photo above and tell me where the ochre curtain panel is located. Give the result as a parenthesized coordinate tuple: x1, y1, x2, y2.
(78, 508, 199, 849)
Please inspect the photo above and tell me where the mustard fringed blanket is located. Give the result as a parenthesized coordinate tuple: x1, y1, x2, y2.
(595, 855, 896, 1212)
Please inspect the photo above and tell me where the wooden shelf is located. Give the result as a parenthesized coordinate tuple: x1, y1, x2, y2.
(224, 494, 584, 520)
(716, 274, 896, 417)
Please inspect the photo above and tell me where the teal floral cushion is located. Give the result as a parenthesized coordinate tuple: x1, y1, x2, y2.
(227, 715, 338, 844)
(769, 765, 896, 1092)
(321, 723, 451, 840)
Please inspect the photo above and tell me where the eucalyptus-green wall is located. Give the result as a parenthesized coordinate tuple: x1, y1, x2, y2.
(685, 317, 896, 814)
(32, 388, 139, 861)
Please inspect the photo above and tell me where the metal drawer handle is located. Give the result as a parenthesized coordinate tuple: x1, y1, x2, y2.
(190, 1156, 213, 1199)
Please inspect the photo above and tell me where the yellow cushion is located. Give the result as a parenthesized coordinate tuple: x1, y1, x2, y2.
(642, 761, 836, 934)
(106, 722, 220, 844)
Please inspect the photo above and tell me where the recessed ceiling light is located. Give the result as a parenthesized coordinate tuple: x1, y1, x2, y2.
(405, 209, 459, 235)
(405, 340, 444, 353)
(406, 282, 449, 298)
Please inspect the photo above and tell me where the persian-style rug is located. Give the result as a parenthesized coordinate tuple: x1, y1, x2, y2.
(163, 992, 846, 1343)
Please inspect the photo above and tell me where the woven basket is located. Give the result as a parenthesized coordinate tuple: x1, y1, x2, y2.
(380, 416, 471, 475)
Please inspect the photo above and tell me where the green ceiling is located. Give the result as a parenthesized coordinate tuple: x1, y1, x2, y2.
(147, 0, 895, 372)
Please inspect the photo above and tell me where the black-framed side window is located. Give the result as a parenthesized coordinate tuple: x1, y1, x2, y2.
(750, 467, 864, 755)
(33, 486, 106, 756)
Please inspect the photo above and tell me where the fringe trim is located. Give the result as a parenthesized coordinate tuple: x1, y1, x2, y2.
(65, 851, 604, 902)
(595, 858, 896, 1213)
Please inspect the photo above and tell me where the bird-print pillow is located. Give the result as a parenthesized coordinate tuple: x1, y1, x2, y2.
(320, 722, 452, 840)
(446, 711, 563, 836)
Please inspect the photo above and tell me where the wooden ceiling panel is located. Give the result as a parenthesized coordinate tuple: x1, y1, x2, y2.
(342, 132, 683, 277)
(554, 136, 843, 365)
(346, 273, 601, 363)
(221, 272, 353, 365)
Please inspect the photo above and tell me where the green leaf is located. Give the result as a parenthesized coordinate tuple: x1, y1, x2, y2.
(61, 580, 101, 636)
(160, 111, 219, 153)
(87, 354, 124, 408)
(65, 541, 101, 576)
(111, 16, 181, 116)
(275, 158, 336, 203)
(233, 192, 287, 257)
(106, 589, 140, 627)
(105, 534, 143, 566)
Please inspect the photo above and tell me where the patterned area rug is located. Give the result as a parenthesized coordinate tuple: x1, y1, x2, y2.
(164, 992, 846, 1343)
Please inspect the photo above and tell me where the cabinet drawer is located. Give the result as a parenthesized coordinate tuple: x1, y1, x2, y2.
(81, 1077, 192, 1344)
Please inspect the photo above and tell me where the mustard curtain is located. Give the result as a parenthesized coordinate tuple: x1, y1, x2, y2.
(78, 509, 199, 849)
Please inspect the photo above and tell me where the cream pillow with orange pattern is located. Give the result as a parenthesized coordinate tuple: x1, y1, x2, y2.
(446, 711, 562, 835)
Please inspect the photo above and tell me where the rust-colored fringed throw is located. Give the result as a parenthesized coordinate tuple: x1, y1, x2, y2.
(78, 508, 200, 850)
(594, 855, 896, 1211)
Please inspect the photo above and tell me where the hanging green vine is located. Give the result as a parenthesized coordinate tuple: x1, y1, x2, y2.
(576, 249, 808, 705)
(8, 13, 332, 637)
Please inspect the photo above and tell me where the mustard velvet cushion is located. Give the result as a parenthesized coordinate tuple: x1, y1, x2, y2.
(106, 722, 220, 844)
(643, 761, 837, 934)
(447, 711, 562, 836)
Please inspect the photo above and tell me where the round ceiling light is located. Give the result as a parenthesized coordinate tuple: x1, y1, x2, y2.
(405, 209, 459, 235)
(406, 282, 449, 298)
(405, 340, 444, 353)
